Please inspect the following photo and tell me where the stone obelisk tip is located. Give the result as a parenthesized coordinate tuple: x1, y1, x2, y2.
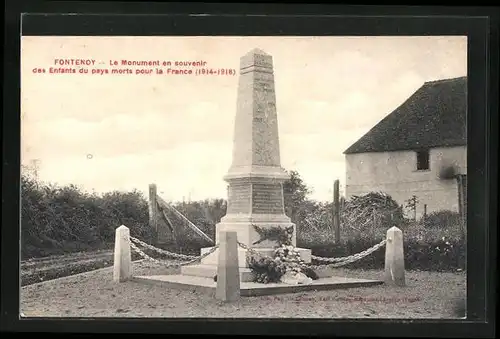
(244, 48, 270, 56)
(228, 47, 285, 180)
(240, 48, 273, 70)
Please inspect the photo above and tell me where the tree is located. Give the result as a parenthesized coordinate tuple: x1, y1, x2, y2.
(283, 170, 312, 224)
(405, 195, 419, 221)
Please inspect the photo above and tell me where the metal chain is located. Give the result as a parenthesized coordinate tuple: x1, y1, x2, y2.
(129, 236, 197, 260)
(129, 238, 219, 268)
(237, 241, 271, 259)
(309, 239, 387, 268)
(130, 241, 166, 265)
(238, 239, 387, 269)
(130, 236, 385, 270)
(181, 245, 219, 266)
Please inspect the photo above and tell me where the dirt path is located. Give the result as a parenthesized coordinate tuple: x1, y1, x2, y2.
(20, 261, 466, 319)
(21, 250, 113, 269)
(20, 250, 124, 286)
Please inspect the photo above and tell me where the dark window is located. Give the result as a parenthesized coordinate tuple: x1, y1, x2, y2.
(416, 149, 430, 170)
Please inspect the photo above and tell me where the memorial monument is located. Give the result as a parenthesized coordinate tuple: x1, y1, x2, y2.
(133, 49, 383, 295)
(181, 48, 311, 282)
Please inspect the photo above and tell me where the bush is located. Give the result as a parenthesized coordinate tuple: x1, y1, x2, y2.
(303, 237, 465, 272)
(341, 192, 405, 231)
(247, 255, 288, 283)
(153, 210, 466, 272)
(21, 174, 153, 259)
(21, 174, 466, 272)
(20, 174, 226, 259)
(297, 226, 465, 272)
(420, 210, 462, 229)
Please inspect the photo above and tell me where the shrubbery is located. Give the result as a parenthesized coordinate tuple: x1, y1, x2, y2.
(420, 210, 464, 229)
(21, 174, 153, 259)
(299, 234, 465, 272)
(296, 208, 465, 271)
(21, 172, 466, 272)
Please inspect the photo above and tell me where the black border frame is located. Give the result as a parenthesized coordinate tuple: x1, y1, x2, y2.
(3, 2, 498, 337)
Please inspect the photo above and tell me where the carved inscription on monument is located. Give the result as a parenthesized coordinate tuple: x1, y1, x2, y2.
(252, 183, 284, 214)
(227, 183, 251, 214)
(253, 54, 273, 68)
(252, 71, 280, 167)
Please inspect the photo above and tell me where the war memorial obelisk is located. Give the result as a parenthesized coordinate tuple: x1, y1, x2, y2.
(134, 49, 384, 294)
(181, 48, 312, 281)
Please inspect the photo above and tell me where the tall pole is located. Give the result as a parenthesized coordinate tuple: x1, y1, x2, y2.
(413, 196, 417, 221)
(333, 179, 340, 244)
(148, 184, 158, 243)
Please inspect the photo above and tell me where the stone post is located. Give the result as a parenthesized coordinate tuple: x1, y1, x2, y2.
(216, 231, 240, 301)
(384, 226, 405, 286)
(113, 225, 132, 282)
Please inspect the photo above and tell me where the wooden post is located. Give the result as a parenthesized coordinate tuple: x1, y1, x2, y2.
(216, 231, 240, 302)
(157, 195, 214, 244)
(113, 225, 132, 282)
(148, 184, 158, 242)
(159, 202, 179, 249)
(423, 204, 427, 218)
(333, 180, 340, 244)
(457, 175, 466, 239)
(413, 198, 417, 221)
(384, 226, 405, 287)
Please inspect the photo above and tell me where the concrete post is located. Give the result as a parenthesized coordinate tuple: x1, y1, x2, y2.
(384, 226, 405, 286)
(216, 231, 240, 301)
(113, 225, 132, 282)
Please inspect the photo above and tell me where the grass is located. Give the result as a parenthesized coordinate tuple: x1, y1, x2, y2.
(20, 261, 466, 319)
(20, 249, 145, 286)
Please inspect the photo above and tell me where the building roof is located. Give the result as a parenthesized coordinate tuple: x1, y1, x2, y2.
(343, 76, 467, 154)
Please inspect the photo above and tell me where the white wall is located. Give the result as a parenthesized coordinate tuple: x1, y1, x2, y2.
(345, 146, 467, 219)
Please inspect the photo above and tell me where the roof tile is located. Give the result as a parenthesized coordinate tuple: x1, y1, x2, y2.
(343, 76, 467, 154)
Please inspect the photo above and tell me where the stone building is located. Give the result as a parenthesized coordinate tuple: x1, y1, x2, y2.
(343, 76, 467, 219)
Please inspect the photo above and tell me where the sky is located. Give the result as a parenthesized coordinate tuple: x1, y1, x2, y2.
(20, 36, 467, 203)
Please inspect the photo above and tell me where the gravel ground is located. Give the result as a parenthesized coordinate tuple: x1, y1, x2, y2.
(20, 261, 466, 319)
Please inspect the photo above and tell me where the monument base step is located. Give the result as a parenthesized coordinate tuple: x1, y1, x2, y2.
(181, 264, 255, 282)
(132, 274, 384, 297)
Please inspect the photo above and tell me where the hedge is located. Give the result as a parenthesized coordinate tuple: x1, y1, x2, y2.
(299, 237, 465, 272)
(20, 175, 466, 271)
(21, 175, 154, 259)
(157, 232, 465, 272)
